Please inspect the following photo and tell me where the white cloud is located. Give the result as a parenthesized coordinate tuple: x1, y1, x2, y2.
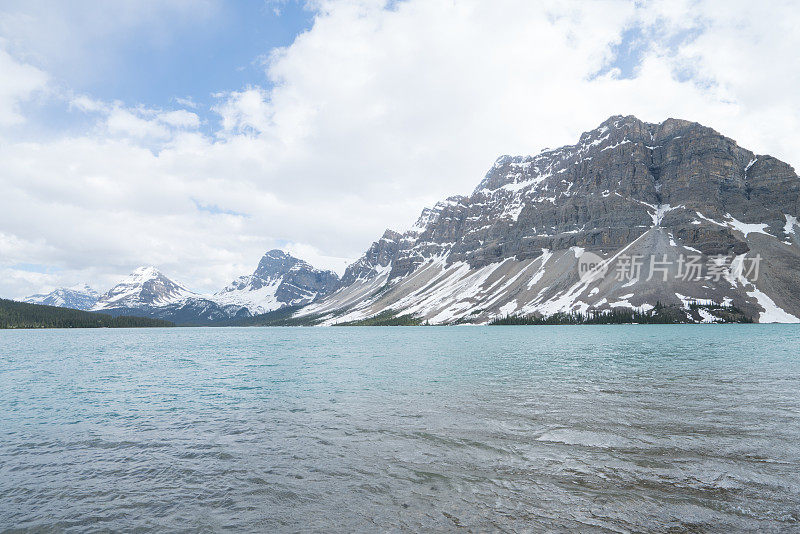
(70, 96, 201, 136)
(213, 87, 274, 135)
(70, 94, 108, 113)
(174, 96, 198, 109)
(106, 107, 172, 139)
(0, 45, 47, 126)
(104, 106, 201, 138)
(0, 0, 799, 298)
(158, 109, 200, 129)
(282, 242, 353, 275)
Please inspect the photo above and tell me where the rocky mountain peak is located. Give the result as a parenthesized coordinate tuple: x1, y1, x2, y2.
(253, 250, 302, 280)
(93, 266, 195, 310)
(213, 250, 339, 316)
(130, 266, 164, 280)
(339, 230, 403, 286)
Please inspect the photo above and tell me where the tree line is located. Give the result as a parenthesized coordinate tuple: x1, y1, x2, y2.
(489, 302, 752, 325)
(0, 299, 174, 329)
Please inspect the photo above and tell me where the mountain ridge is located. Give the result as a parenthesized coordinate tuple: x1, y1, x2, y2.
(23, 284, 99, 311)
(18, 115, 800, 324)
(25, 250, 341, 324)
(293, 115, 800, 324)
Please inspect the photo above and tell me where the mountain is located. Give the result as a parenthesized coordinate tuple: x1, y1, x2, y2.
(213, 250, 340, 315)
(89, 266, 222, 324)
(23, 284, 99, 310)
(93, 266, 195, 311)
(88, 252, 339, 324)
(293, 115, 800, 324)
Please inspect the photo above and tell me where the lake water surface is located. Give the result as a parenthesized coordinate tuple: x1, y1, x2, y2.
(1, 326, 799, 532)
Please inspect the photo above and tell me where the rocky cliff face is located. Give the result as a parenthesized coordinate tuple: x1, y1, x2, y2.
(299, 115, 800, 324)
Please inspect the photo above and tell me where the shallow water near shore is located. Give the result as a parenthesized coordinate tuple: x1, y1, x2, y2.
(1, 325, 799, 532)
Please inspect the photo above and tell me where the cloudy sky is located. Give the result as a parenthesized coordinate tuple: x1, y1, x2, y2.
(1, 0, 798, 298)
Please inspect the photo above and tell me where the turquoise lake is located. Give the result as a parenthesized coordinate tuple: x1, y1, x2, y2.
(1, 326, 799, 532)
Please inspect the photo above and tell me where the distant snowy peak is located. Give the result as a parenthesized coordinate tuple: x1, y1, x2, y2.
(213, 250, 339, 315)
(23, 284, 99, 311)
(93, 266, 196, 310)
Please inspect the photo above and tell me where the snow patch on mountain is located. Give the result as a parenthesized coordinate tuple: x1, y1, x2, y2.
(212, 277, 284, 315)
(724, 214, 771, 238)
(785, 214, 798, 235)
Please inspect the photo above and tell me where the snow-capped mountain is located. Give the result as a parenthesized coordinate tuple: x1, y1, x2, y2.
(93, 266, 196, 311)
(23, 285, 99, 311)
(292, 115, 800, 324)
(213, 250, 339, 315)
(84, 253, 339, 324)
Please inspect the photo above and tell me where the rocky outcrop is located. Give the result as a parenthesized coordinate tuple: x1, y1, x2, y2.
(339, 230, 402, 286)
